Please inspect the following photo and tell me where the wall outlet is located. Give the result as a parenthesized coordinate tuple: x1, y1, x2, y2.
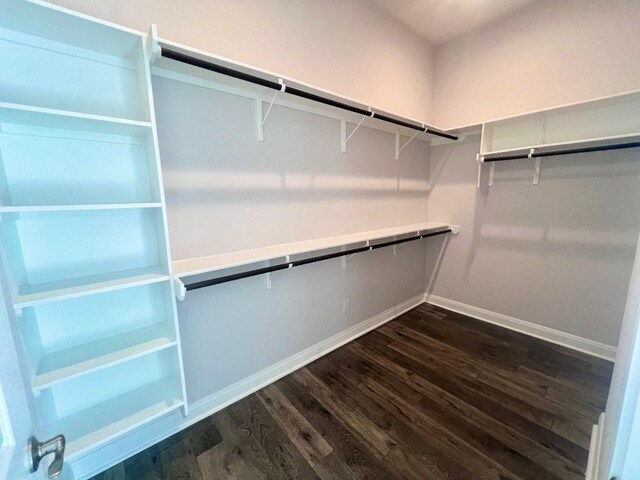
(343, 298, 350, 314)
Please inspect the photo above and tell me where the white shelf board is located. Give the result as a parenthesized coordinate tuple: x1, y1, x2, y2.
(153, 38, 450, 142)
(481, 132, 640, 158)
(33, 325, 177, 392)
(482, 88, 640, 127)
(0, 203, 162, 213)
(14, 269, 170, 310)
(174, 222, 450, 278)
(0, 102, 152, 136)
(43, 379, 183, 461)
(0, 0, 143, 58)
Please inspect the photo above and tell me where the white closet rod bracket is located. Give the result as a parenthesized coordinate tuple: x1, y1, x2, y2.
(529, 148, 542, 185)
(174, 277, 187, 301)
(265, 256, 293, 289)
(396, 130, 420, 160)
(341, 113, 369, 153)
(476, 154, 484, 189)
(449, 225, 461, 235)
(256, 79, 286, 142)
(342, 241, 372, 268)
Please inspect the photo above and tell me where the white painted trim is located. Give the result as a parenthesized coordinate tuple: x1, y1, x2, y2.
(425, 294, 617, 361)
(586, 413, 605, 480)
(69, 294, 425, 479)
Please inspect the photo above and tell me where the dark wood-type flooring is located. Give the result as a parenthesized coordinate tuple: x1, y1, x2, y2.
(92, 303, 613, 480)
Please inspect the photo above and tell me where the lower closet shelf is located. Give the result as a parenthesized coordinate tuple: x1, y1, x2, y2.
(32, 324, 177, 391)
(40, 379, 184, 461)
(13, 269, 170, 309)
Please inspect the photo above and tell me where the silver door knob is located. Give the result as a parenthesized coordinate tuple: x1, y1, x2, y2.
(28, 435, 66, 478)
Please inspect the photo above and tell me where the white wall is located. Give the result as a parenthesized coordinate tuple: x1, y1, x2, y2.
(46, 0, 435, 122)
(432, 0, 640, 128)
(153, 75, 431, 402)
(426, 135, 640, 347)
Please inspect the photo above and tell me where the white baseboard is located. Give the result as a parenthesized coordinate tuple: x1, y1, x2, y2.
(187, 293, 425, 421)
(70, 293, 425, 480)
(425, 294, 617, 362)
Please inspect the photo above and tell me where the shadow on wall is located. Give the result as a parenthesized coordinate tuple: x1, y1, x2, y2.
(152, 75, 432, 260)
(426, 134, 640, 345)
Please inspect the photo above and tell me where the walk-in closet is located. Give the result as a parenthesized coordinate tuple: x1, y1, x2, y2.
(1, 1, 640, 479)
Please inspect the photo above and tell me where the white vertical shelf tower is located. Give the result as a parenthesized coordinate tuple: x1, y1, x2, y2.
(0, 0, 187, 464)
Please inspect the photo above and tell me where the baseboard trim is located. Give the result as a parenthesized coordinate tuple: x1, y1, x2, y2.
(187, 293, 425, 421)
(425, 294, 617, 362)
(70, 293, 425, 479)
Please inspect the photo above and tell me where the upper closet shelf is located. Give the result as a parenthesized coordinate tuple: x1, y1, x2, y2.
(150, 33, 457, 143)
(173, 223, 451, 279)
(480, 89, 640, 157)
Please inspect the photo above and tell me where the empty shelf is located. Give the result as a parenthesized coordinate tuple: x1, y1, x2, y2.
(0, 102, 152, 136)
(14, 269, 170, 309)
(173, 222, 450, 278)
(43, 379, 183, 461)
(0, 203, 162, 213)
(33, 325, 177, 391)
(482, 132, 640, 158)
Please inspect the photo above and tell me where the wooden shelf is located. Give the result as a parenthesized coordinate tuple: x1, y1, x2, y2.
(42, 379, 183, 461)
(14, 269, 170, 309)
(0, 203, 162, 213)
(173, 222, 450, 278)
(0, 102, 152, 136)
(32, 324, 177, 392)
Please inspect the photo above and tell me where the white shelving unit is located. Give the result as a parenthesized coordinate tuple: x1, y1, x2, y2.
(174, 222, 451, 278)
(150, 35, 450, 145)
(480, 89, 640, 156)
(0, 0, 188, 469)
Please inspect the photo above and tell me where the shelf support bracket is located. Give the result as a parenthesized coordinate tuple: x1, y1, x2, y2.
(396, 131, 420, 159)
(256, 79, 285, 142)
(488, 162, 495, 187)
(530, 149, 541, 185)
(174, 277, 186, 302)
(341, 115, 367, 153)
(476, 154, 484, 189)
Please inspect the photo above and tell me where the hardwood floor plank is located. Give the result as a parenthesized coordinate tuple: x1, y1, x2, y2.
(225, 395, 320, 479)
(351, 337, 589, 467)
(292, 368, 397, 458)
(256, 383, 333, 467)
(159, 438, 204, 480)
(91, 303, 610, 480)
(277, 375, 399, 480)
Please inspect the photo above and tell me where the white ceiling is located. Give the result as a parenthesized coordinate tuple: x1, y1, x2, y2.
(370, 0, 536, 45)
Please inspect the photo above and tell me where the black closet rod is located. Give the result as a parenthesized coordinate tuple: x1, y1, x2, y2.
(185, 228, 452, 291)
(483, 141, 640, 162)
(160, 48, 458, 141)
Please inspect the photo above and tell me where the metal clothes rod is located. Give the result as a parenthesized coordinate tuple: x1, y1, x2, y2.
(483, 141, 640, 162)
(185, 228, 452, 291)
(160, 47, 458, 141)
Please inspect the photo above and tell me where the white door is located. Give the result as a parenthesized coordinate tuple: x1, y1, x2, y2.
(0, 287, 46, 480)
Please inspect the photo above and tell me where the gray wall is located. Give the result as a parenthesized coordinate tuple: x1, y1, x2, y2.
(426, 135, 640, 347)
(153, 76, 431, 403)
